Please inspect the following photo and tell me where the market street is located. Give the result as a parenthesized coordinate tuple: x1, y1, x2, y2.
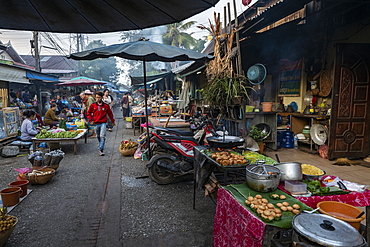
(0, 109, 216, 247)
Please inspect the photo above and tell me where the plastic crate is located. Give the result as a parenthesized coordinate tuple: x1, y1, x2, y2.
(284, 180, 307, 194)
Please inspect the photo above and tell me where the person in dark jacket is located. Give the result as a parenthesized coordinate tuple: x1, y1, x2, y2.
(87, 91, 115, 156)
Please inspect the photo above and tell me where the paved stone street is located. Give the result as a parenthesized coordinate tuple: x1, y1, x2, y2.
(0, 109, 216, 247)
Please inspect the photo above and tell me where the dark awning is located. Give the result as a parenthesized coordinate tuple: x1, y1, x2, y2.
(26, 71, 59, 82)
(0, 0, 219, 33)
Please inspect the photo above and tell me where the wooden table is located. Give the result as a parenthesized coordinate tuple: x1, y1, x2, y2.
(149, 116, 190, 128)
(32, 129, 87, 155)
(132, 115, 149, 136)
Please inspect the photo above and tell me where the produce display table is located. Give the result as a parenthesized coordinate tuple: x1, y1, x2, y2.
(193, 146, 370, 246)
(32, 129, 87, 155)
(214, 187, 370, 247)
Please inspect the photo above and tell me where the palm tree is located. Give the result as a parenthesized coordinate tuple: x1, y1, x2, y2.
(162, 21, 197, 49)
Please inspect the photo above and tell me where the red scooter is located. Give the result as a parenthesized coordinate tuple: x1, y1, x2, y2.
(146, 117, 218, 184)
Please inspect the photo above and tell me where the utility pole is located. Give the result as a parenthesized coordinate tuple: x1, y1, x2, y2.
(76, 33, 81, 76)
(33, 31, 40, 72)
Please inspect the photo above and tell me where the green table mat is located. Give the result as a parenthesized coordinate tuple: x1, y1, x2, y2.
(223, 183, 314, 228)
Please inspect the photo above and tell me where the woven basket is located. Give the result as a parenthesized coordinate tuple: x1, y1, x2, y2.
(119, 148, 136, 156)
(26, 167, 55, 185)
(0, 216, 18, 247)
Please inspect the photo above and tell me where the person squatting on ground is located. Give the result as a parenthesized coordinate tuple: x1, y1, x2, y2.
(102, 89, 114, 132)
(21, 110, 40, 141)
(87, 91, 115, 156)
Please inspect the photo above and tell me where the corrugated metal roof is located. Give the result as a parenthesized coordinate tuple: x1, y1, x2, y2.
(21, 55, 77, 72)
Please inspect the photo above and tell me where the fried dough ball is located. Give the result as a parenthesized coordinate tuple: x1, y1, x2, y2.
(255, 195, 262, 199)
(268, 215, 274, 221)
(245, 200, 251, 205)
(287, 206, 293, 211)
(292, 204, 300, 209)
(293, 209, 300, 215)
(280, 195, 287, 200)
(280, 206, 288, 211)
(263, 210, 272, 216)
(267, 203, 274, 209)
(282, 201, 290, 206)
(274, 208, 281, 214)
(276, 203, 283, 208)
(259, 205, 266, 210)
(276, 213, 282, 217)
(257, 209, 263, 214)
(261, 198, 268, 203)
(247, 196, 254, 201)
(270, 211, 276, 217)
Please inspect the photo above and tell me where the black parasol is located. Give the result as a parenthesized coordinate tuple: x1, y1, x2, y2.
(69, 39, 213, 158)
(0, 0, 219, 33)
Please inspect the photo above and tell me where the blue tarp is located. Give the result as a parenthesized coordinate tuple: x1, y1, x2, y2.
(26, 71, 59, 81)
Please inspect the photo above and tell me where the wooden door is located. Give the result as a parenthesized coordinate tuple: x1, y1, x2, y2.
(328, 43, 370, 159)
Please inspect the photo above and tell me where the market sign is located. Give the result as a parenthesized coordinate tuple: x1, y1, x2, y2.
(279, 59, 302, 96)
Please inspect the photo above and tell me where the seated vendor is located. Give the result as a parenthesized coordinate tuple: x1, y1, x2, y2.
(44, 103, 60, 126)
(21, 110, 39, 141)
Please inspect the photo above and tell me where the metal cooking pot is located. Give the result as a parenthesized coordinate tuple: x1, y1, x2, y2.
(206, 136, 245, 149)
(274, 162, 302, 181)
(245, 164, 281, 192)
(292, 213, 368, 247)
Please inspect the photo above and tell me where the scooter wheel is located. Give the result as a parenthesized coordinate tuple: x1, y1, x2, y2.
(148, 157, 175, 185)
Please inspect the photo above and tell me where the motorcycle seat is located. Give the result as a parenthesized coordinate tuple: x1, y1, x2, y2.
(155, 127, 193, 136)
(158, 134, 199, 145)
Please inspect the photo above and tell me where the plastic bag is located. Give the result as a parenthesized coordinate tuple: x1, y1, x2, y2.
(134, 146, 143, 159)
(318, 144, 328, 159)
(75, 119, 86, 129)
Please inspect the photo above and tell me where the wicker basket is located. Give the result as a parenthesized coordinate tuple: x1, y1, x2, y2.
(48, 164, 60, 171)
(26, 167, 55, 185)
(0, 216, 18, 247)
(119, 148, 136, 156)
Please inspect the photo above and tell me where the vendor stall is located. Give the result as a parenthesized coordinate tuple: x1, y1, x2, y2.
(193, 146, 370, 247)
(32, 129, 87, 155)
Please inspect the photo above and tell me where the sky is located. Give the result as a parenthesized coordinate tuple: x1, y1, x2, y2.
(0, 0, 256, 83)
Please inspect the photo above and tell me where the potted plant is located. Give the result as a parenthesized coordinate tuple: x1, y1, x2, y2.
(248, 125, 268, 154)
(200, 75, 253, 107)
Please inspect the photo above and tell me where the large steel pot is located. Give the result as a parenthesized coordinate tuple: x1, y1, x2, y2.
(274, 162, 302, 181)
(245, 164, 281, 192)
(292, 213, 368, 247)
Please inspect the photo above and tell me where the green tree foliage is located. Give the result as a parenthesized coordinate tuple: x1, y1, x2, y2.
(80, 40, 121, 84)
(162, 21, 207, 52)
(162, 21, 197, 49)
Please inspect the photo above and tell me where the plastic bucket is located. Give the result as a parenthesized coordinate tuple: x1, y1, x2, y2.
(317, 201, 365, 230)
(0, 187, 22, 206)
(8, 180, 29, 197)
(261, 102, 273, 112)
(281, 131, 294, 148)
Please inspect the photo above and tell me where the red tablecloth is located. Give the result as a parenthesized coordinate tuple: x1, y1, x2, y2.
(213, 188, 266, 247)
(277, 184, 370, 208)
(214, 186, 370, 247)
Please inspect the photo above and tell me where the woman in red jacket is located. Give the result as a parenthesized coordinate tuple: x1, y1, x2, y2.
(87, 91, 115, 156)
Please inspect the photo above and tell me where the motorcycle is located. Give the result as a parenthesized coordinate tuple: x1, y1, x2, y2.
(146, 117, 220, 185)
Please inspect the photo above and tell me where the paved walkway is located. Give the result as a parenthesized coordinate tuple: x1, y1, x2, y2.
(0, 109, 215, 247)
(0, 109, 369, 246)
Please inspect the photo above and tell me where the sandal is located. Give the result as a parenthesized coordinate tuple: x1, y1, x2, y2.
(89, 135, 97, 138)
